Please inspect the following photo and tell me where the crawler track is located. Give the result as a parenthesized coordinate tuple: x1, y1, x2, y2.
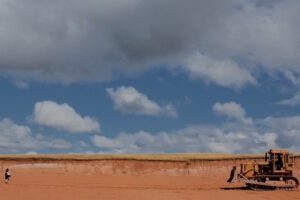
(245, 177, 299, 191)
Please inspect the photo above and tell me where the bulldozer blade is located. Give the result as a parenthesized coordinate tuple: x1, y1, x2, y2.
(227, 166, 237, 183)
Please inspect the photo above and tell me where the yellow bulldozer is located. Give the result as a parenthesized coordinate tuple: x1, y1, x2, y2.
(227, 149, 299, 190)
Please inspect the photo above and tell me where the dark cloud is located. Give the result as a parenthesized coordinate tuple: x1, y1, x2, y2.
(0, 0, 236, 83)
(1, 0, 300, 86)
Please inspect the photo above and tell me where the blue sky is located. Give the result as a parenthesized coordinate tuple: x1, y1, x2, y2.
(1, 0, 300, 154)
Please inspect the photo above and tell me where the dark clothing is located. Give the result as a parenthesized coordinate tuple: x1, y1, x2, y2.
(5, 172, 11, 180)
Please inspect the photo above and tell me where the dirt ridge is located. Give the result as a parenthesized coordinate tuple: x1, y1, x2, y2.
(1, 153, 299, 162)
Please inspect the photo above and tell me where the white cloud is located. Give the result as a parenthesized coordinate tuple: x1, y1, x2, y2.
(183, 52, 257, 89)
(278, 130, 300, 152)
(0, 118, 71, 153)
(106, 86, 178, 118)
(262, 115, 300, 131)
(90, 113, 300, 154)
(259, 115, 300, 151)
(91, 135, 124, 149)
(33, 101, 100, 133)
(277, 92, 300, 106)
(91, 126, 278, 154)
(213, 102, 253, 125)
(25, 151, 38, 155)
(91, 101, 300, 154)
(203, 1, 300, 85)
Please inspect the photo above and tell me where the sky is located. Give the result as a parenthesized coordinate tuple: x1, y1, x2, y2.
(1, 0, 300, 154)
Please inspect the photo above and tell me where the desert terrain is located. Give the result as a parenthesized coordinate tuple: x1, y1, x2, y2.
(0, 154, 299, 200)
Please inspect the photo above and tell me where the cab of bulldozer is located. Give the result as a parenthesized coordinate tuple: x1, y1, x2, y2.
(265, 149, 294, 173)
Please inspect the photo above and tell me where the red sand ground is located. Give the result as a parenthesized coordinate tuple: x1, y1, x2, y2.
(0, 158, 299, 200)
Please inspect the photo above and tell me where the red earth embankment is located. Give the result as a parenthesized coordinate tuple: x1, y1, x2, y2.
(0, 154, 299, 200)
(1, 155, 299, 177)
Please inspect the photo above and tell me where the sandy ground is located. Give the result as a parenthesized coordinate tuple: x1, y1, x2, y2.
(0, 157, 299, 200)
(0, 171, 299, 200)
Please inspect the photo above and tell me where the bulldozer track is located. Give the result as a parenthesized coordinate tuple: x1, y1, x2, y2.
(246, 183, 296, 191)
(234, 174, 299, 191)
(245, 177, 299, 191)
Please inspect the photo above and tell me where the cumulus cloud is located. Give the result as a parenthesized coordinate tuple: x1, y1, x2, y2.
(262, 115, 300, 131)
(106, 86, 178, 118)
(91, 101, 300, 154)
(259, 115, 300, 151)
(91, 135, 124, 149)
(277, 92, 300, 106)
(90, 112, 300, 154)
(276, 130, 300, 152)
(213, 102, 253, 125)
(184, 52, 257, 88)
(91, 126, 278, 154)
(33, 101, 100, 133)
(0, 118, 71, 153)
(1, 1, 300, 88)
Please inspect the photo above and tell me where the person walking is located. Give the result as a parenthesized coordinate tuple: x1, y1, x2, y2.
(5, 168, 11, 183)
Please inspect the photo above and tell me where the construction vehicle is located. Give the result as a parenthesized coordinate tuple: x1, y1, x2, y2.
(227, 149, 299, 190)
